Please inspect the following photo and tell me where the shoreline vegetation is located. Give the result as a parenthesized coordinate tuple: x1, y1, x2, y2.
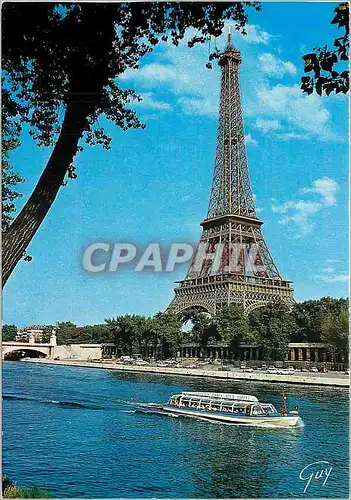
(4, 297, 349, 370)
(23, 358, 349, 387)
(2, 476, 54, 499)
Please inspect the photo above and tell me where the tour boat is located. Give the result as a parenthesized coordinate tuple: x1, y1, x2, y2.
(146, 391, 303, 428)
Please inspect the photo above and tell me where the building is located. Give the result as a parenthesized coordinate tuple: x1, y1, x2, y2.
(15, 325, 49, 343)
(168, 32, 293, 316)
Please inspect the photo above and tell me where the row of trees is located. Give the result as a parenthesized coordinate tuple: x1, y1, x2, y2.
(3, 297, 348, 362)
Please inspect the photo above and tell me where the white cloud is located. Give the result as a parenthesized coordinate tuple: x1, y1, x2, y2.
(134, 92, 172, 111)
(121, 63, 177, 84)
(253, 84, 336, 141)
(244, 25, 272, 45)
(272, 200, 322, 215)
(258, 53, 296, 77)
(319, 273, 349, 283)
(245, 133, 258, 146)
(119, 23, 274, 119)
(178, 96, 218, 116)
(255, 118, 282, 132)
(276, 132, 308, 141)
(317, 261, 348, 283)
(301, 176, 339, 207)
(321, 267, 335, 273)
(326, 259, 340, 264)
(119, 24, 339, 143)
(271, 177, 339, 237)
(273, 200, 322, 236)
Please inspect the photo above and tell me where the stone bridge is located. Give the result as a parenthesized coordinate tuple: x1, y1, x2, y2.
(2, 334, 102, 361)
(2, 341, 55, 359)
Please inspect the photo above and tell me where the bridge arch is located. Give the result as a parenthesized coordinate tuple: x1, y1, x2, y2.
(2, 347, 49, 360)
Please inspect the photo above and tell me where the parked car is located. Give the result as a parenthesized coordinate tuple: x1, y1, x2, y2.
(119, 355, 134, 364)
(135, 359, 149, 366)
(345, 369, 350, 375)
(267, 367, 278, 374)
(240, 363, 246, 370)
(310, 366, 318, 373)
(243, 367, 254, 373)
(184, 364, 197, 369)
(260, 364, 268, 370)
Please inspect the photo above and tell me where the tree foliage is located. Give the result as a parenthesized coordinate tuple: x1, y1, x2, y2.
(291, 297, 349, 351)
(1, 90, 24, 231)
(301, 2, 349, 96)
(248, 301, 295, 361)
(2, 324, 17, 342)
(181, 308, 219, 346)
(215, 304, 248, 348)
(319, 298, 349, 362)
(2, 2, 260, 285)
(7, 297, 347, 362)
(55, 321, 109, 345)
(105, 311, 183, 358)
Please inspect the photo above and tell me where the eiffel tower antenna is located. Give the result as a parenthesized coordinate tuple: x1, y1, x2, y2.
(228, 25, 232, 46)
(168, 41, 294, 316)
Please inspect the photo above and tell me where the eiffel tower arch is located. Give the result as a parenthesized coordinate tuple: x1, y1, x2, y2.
(168, 33, 294, 316)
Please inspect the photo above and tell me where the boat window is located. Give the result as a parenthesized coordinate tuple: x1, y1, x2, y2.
(211, 403, 221, 411)
(232, 403, 245, 413)
(221, 404, 232, 412)
(261, 404, 278, 415)
(252, 405, 264, 416)
(199, 401, 210, 410)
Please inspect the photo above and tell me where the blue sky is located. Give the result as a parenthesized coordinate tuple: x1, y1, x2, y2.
(4, 2, 349, 326)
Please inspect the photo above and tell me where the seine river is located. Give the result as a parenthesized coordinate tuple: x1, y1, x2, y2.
(2, 362, 349, 498)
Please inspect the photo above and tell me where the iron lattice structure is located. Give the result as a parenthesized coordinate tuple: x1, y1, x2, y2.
(168, 36, 294, 315)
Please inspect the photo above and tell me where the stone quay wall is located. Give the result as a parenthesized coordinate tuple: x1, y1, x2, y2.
(25, 358, 349, 387)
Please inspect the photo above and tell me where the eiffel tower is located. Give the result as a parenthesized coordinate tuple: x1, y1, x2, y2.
(168, 32, 294, 315)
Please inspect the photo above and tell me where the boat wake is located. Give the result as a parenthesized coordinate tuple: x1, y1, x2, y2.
(135, 408, 179, 418)
(3, 394, 105, 410)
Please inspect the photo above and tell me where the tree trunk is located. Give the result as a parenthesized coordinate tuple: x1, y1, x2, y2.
(2, 100, 91, 287)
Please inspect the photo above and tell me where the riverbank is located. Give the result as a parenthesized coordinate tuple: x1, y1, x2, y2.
(24, 358, 349, 387)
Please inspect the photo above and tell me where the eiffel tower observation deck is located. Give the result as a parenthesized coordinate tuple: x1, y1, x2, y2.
(168, 32, 294, 315)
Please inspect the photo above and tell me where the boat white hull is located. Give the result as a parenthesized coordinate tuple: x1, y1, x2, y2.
(162, 406, 303, 428)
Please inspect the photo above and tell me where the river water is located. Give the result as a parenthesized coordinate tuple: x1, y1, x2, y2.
(2, 362, 349, 498)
